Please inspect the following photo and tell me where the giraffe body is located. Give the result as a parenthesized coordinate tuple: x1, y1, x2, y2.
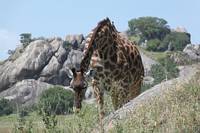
(70, 18, 144, 131)
(81, 18, 144, 110)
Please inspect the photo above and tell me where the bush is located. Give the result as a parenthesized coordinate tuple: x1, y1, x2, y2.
(38, 86, 74, 115)
(150, 56, 179, 85)
(146, 39, 161, 51)
(150, 64, 166, 84)
(158, 56, 179, 80)
(0, 98, 14, 116)
(159, 32, 191, 51)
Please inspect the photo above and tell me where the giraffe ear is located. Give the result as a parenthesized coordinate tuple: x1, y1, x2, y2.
(71, 68, 76, 77)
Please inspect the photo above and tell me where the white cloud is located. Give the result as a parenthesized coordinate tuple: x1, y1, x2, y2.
(0, 29, 19, 60)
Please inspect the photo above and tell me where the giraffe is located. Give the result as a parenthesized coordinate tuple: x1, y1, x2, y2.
(70, 17, 144, 125)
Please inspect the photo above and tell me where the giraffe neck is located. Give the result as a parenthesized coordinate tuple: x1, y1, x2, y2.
(80, 20, 116, 72)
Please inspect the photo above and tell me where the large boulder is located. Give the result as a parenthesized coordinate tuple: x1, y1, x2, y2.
(0, 79, 52, 106)
(169, 51, 192, 65)
(0, 39, 58, 92)
(0, 37, 84, 92)
(62, 49, 84, 69)
(65, 34, 84, 50)
(183, 44, 200, 61)
(0, 79, 73, 107)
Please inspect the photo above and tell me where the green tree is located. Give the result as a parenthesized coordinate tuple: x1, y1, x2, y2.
(146, 39, 161, 51)
(20, 33, 32, 47)
(128, 17, 170, 41)
(159, 32, 190, 51)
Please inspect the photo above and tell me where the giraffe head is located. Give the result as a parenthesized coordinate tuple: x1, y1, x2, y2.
(70, 68, 88, 112)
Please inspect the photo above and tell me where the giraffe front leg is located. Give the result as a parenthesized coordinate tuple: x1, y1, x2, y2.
(92, 80, 104, 131)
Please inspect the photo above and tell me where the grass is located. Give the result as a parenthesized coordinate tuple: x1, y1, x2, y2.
(109, 72, 200, 133)
(0, 95, 113, 133)
(138, 46, 169, 61)
(1, 75, 199, 132)
(0, 71, 199, 132)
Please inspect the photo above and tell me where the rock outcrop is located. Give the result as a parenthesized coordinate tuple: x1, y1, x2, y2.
(0, 79, 73, 106)
(183, 44, 200, 61)
(65, 34, 84, 50)
(0, 79, 53, 106)
(0, 36, 84, 92)
(140, 52, 158, 76)
(0, 33, 158, 107)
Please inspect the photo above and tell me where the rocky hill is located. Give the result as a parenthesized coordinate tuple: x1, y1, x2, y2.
(0, 33, 199, 109)
(0, 35, 85, 106)
(0, 34, 158, 106)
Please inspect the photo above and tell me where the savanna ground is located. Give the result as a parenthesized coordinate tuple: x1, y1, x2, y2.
(0, 70, 200, 133)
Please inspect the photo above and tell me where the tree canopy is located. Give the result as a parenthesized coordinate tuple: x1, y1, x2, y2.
(128, 17, 170, 41)
(159, 32, 191, 51)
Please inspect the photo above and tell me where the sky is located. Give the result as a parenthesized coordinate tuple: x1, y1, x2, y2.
(0, 0, 199, 60)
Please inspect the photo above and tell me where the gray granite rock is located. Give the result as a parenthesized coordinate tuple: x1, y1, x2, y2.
(183, 44, 200, 61)
(0, 79, 53, 106)
(65, 34, 84, 50)
(0, 37, 84, 92)
(0, 79, 73, 107)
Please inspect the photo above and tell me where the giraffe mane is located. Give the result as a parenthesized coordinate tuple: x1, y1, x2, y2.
(86, 17, 111, 51)
(80, 18, 118, 72)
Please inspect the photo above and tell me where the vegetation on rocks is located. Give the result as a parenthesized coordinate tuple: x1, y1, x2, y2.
(109, 72, 200, 133)
(128, 17, 170, 41)
(141, 55, 179, 92)
(128, 17, 191, 52)
(146, 39, 161, 51)
(160, 32, 191, 51)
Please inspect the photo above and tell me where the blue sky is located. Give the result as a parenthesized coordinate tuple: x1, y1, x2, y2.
(0, 0, 199, 60)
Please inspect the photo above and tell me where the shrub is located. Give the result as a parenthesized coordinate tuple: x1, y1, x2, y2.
(159, 32, 191, 51)
(146, 39, 161, 51)
(0, 98, 14, 116)
(150, 56, 179, 85)
(158, 56, 179, 80)
(150, 64, 166, 84)
(38, 86, 74, 115)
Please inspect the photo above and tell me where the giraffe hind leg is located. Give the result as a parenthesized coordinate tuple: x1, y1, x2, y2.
(110, 86, 129, 110)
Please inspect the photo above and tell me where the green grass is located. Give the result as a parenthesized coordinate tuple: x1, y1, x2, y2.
(0, 95, 113, 133)
(0, 72, 199, 132)
(109, 72, 200, 133)
(138, 47, 169, 61)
